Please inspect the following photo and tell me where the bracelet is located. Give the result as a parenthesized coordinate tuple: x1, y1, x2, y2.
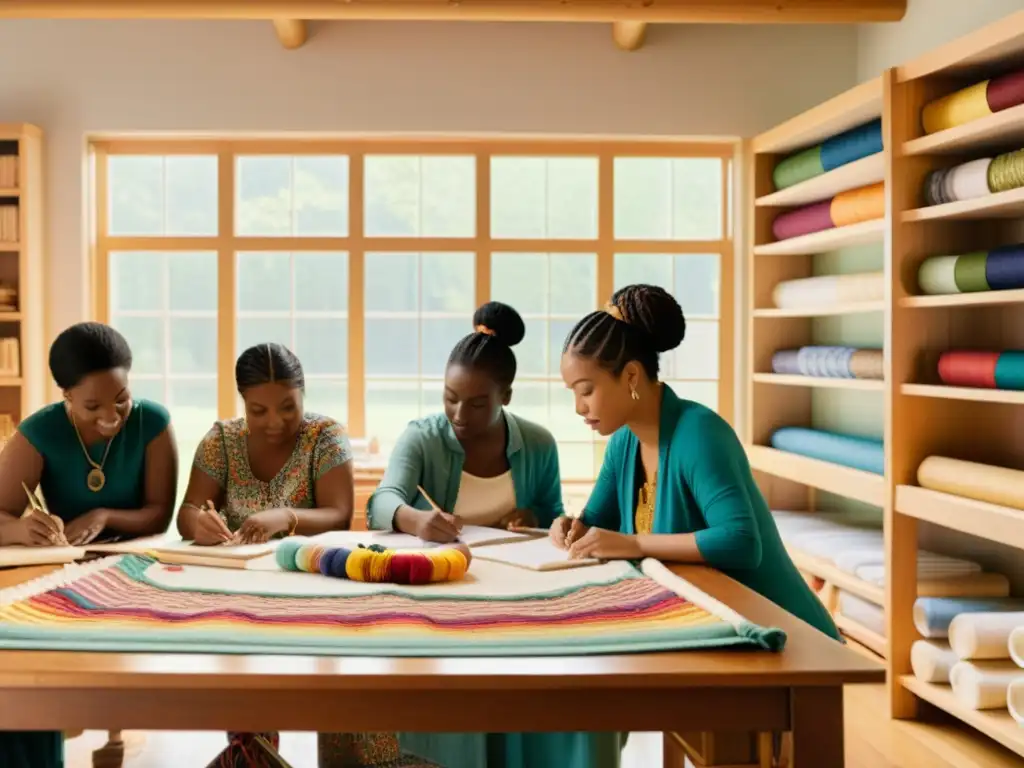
(286, 509, 299, 536)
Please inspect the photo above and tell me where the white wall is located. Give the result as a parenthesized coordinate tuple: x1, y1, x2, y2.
(857, 0, 1022, 79)
(0, 19, 859, 343)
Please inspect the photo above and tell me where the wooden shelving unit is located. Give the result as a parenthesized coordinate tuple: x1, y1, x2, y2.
(0, 125, 44, 439)
(745, 80, 888, 659)
(887, 9, 1024, 757)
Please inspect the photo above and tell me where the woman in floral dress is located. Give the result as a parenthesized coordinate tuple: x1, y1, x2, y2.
(179, 342, 438, 768)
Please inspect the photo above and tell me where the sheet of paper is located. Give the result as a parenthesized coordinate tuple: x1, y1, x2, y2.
(470, 537, 601, 571)
(366, 525, 534, 550)
(0, 546, 84, 567)
(151, 540, 276, 559)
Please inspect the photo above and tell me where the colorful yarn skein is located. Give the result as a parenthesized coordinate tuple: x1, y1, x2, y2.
(772, 346, 883, 380)
(923, 148, 1024, 207)
(917, 243, 1024, 295)
(771, 182, 884, 241)
(772, 119, 883, 190)
(275, 538, 472, 584)
(938, 351, 1024, 391)
(922, 68, 1024, 135)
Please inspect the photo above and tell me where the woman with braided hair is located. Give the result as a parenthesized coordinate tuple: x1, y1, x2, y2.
(553, 284, 840, 641)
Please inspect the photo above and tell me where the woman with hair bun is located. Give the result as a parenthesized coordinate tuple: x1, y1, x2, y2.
(372, 303, 621, 768)
(367, 301, 565, 540)
(553, 284, 840, 642)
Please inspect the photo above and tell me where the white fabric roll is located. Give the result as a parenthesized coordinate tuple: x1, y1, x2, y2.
(949, 660, 1024, 710)
(911, 640, 957, 684)
(948, 612, 1024, 661)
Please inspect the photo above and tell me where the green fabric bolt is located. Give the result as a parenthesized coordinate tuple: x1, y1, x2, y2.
(772, 146, 825, 190)
(953, 251, 990, 292)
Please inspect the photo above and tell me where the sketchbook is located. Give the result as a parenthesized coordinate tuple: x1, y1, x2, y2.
(369, 524, 540, 551)
(144, 541, 276, 569)
(469, 537, 601, 572)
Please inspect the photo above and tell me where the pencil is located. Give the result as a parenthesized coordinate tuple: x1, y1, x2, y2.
(416, 485, 442, 512)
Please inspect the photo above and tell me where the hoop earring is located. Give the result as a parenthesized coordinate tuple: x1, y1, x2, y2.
(630, 385, 640, 402)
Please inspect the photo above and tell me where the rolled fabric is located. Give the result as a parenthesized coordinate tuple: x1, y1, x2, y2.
(772, 146, 825, 190)
(829, 183, 885, 228)
(918, 254, 960, 295)
(913, 597, 1024, 639)
(948, 612, 1024, 660)
(948, 158, 993, 201)
(820, 119, 883, 171)
(953, 251, 990, 292)
(949, 660, 1024, 710)
(987, 69, 1024, 112)
(924, 167, 953, 206)
(1009, 680, 1024, 726)
(918, 455, 1024, 510)
(848, 349, 884, 379)
(995, 351, 1024, 390)
(937, 351, 1000, 388)
(1009, 626, 1024, 668)
(770, 427, 884, 475)
(911, 640, 958, 684)
(922, 81, 993, 134)
(771, 200, 834, 241)
(771, 272, 885, 309)
(771, 349, 801, 375)
(985, 243, 1024, 290)
(837, 592, 885, 637)
(989, 148, 1024, 193)
(916, 572, 1010, 599)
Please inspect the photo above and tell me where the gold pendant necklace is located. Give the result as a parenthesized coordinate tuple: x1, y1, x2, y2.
(69, 410, 114, 492)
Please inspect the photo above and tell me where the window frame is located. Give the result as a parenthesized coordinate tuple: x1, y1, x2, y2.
(89, 137, 736, 479)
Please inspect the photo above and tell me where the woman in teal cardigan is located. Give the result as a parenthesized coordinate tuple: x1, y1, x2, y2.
(552, 284, 840, 642)
(367, 302, 625, 768)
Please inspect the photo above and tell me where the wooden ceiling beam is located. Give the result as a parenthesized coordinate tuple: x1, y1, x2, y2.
(612, 21, 646, 51)
(0, 1, 908, 24)
(272, 18, 307, 49)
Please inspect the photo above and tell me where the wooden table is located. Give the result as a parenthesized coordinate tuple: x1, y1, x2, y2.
(0, 563, 882, 767)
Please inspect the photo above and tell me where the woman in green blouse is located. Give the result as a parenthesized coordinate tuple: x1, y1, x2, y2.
(0, 321, 179, 768)
(551, 284, 840, 642)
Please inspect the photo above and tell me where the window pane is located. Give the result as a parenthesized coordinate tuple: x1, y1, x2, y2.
(559, 443, 597, 480)
(293, 156, 349, 236)
(674, 320, 718, 380)
(169, 318, 217, 375)
(490, 253, 548, 314)
(168, 378, 218, 507)
(549, 382, 592, 442)
(491, 157, 598, 239)
(614, 253, 720, 318)
(305, 378, 348, 423)
(512, 319, 546, 377)
(548, 319, 575, 375)
(130, 377, 165, 405)
(168, 251, 218, 312)
(111, 316, 163, 375)
(294, 318, 347, 375)
(165, 156, 218, 236)
(236, 156, 290, 235)
(294, 252, 348, 313)
(110, 251, 163, 312)
(421, 252, 474, 314)
(419, 380, 443, 413)
(365, 252, 417, 313)
(236, 317, 292, 356)
(667, 380, 718, 411)
(549, 253, 595, 315)
(506, 380, 548, 429)
(422, 318, 471, 377)
(237, 252, 291, 312)
(365, 380, 421, 446)
(365, 319, 418, 377)
(614, 157, 722, 240)
(108, 156, 162, 236)
(365, 155, 474, 237)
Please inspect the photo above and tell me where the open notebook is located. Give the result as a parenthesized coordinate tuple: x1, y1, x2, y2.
(369, 524, 541, 550)
(470, 536, 601, 572)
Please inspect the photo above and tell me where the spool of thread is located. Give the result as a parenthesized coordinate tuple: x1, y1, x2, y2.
(275, 538, 472, 584)
(923, 160, 993, 206)
(917, 244, 1024, 295)
(771, 183, 884, 241)
(938, 350, 1024, 391)
(988, 149, 1024, 193)
(772, 119, 882, 190)
(921, 67, 1024, 135)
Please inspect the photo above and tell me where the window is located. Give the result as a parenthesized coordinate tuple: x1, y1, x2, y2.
(94, 139, 733, 485)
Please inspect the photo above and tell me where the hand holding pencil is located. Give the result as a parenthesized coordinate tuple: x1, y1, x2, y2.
(413, 484, 462, 543)
(18, 482, 68, 546)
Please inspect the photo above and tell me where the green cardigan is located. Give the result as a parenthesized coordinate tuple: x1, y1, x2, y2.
(583, 385, 841, 640)
(366, 411, 565, 530)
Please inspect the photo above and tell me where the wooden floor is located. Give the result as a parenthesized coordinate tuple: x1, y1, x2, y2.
(65, 684, 1023, 768)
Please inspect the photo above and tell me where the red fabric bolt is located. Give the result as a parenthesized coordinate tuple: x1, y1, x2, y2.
(937, 350, 999, 388)
(987, 69, 1024, 113)
(390, 553, 414, 584)
(407, 553, 435, 585)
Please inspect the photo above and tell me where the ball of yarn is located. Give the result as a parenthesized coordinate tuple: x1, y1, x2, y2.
(278, 540, 471, 585)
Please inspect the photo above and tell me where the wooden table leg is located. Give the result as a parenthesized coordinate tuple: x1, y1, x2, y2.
(92, 729, 125, 768)
(790, 687, 844, 767)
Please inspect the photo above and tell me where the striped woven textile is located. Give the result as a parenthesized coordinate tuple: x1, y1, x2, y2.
(0, 555, 785, 656)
